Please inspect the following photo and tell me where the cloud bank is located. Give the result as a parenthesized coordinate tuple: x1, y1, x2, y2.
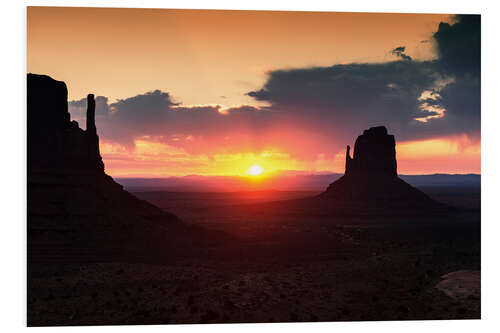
(68, 15, 480, 173)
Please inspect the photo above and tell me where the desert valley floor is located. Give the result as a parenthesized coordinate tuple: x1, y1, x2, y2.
(28, 186, 480, 325)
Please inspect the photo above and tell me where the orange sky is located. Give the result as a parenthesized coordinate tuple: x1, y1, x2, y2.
(27, 7, 480, 177)
(28, 8, 451, 104)
(98, 137, 480, 177)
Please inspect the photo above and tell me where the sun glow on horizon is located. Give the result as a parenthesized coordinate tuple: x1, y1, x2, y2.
(247, 164, 264, 176)
(99, 134, 480, 178)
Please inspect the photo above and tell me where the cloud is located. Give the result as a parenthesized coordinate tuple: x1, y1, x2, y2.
(432, 14, 480, 139)
(244, 60, 455, 148)
(68, 15, 480, 168)
(70, 90, 289, 156)
(246, 14, 480, 146)
(433, 14, 480, 77)
(391, 46, 413, 61)
(69, 95, 110, 116)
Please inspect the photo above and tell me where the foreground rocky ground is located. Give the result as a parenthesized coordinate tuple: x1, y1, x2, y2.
(28, 192, 480, 326)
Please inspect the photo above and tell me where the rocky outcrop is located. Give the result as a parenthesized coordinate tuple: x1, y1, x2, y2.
(27, 74, 219, 263)
(28, 74, 104, 173)
(345, 126, 397, 177)
(321, 126, 441, 211)
(85, 94, 104, 170)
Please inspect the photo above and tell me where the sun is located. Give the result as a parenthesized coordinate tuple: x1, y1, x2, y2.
(248, 164, 264, 176)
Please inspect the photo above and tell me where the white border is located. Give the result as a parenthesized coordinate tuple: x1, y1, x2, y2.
(2, 1, 499, 332)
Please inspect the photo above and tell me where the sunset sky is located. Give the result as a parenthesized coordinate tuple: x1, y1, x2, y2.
(27, 7, 480, 177)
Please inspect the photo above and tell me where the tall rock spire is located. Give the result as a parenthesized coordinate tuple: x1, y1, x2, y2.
(345, 145, 352, 174)
(86, 94, 96, 135)
(85, 93, 104, 171)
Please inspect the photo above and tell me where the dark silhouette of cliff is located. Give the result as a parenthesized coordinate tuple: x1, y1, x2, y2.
(27, 74, 222, 263)
(28, 74, 104, 173)
(320, 126, 443, 212)
(345, 126, 397, 177)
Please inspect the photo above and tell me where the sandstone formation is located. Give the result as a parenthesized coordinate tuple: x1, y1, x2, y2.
(345, 126, 397, 177)
(27, 75, 104, 173)
(321, 126, 440, 210)
(27, 74, 216, 263)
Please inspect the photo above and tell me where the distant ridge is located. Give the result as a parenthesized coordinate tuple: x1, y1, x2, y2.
(115, 173, 479, 192)
(399, 174, 480, 188)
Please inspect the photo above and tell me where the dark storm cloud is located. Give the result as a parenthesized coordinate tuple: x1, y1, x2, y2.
(69, 90, 280, 153)
(391, 46, 412, 61)
(68, 15, 480, 160)
(106, 92, 273, 137)
(247, 89, 272, 101)
(246, 61, 443, 144)
(438, 75, 481, 133)
(430, 14, 481, 142)
(245, 14, 480, 144)
(433, 14, 480, 77)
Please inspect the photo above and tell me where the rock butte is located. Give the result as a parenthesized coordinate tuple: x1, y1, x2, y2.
(345, 126, 397, 177)
(27, 74, 221, 263)
(27, 73, 446, 265)
(320, 126, 443, 211)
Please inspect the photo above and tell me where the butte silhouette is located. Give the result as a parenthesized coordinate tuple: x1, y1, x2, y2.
(318, 126, 444, 214)
(27, 74, 223, 263)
